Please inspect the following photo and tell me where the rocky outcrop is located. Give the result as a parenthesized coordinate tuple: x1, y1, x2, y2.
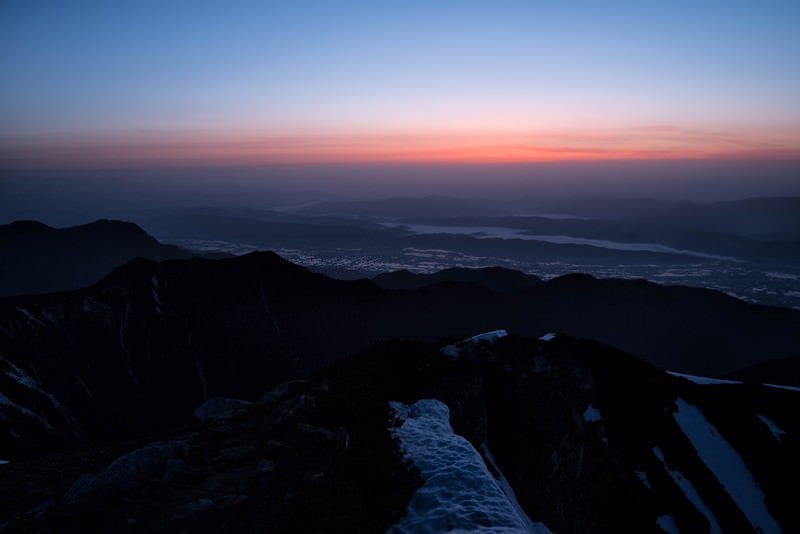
(0, 334, 796, 533)
(193, 398, 252, 421)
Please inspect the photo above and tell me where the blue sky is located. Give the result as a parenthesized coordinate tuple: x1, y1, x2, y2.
(1, 1, 799, 164)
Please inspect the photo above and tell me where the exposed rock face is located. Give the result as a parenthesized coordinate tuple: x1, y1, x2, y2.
(62, 441, 186, 505)
(193, 398, 252, 421)
(0, 334, 796, 533)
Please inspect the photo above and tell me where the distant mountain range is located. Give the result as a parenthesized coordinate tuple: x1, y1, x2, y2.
(111, 201, 800, 309)
(1, 217, 798, 533)
(0, 219, 192, 297)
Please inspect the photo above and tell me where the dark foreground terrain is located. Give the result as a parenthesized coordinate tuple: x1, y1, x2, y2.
(0, 333, 796, 532)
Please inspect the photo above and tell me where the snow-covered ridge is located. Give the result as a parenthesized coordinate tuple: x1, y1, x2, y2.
(388, 399, 549, 533)
(441, 329, 508, 359)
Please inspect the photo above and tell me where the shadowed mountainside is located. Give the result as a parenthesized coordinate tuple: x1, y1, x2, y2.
(1, 252, 799, 460)
(0, 220, 192, 297)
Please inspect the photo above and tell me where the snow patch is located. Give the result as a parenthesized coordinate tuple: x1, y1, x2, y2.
(76, 376, 95, 400)
(652, 446, 721, 533)
(388, 399, 547, 533)
(582, 404, 602, 423)
(259, 276, 283, 340)
(668, 371, 800, 392)
(756, 414, 785, 441)
(656, 514, 680, 534)
(15, 307, 45, 326)
(119, 300, 145, 399)
(441, 329, 508, 358)
(42, 310, 59, 325)
(667, 372, 740, 386)
(0, 356, 85, 439)
(0, 392, 55, 433)
(539, 333, 557, 342)
(151, 275, 162, 314)
(635, 470, 652, 490)
(672, 398, 780, 533)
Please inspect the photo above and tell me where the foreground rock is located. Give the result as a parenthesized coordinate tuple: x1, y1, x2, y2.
(0, 334, 797, 532)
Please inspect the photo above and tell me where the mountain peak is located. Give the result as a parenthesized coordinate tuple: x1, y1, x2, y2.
(0, 219, 191, 297)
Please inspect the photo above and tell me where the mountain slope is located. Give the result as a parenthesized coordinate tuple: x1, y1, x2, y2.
(0, 219, 192, 297)
(1, 252, 798, 459)
(0, 333, 796, 533)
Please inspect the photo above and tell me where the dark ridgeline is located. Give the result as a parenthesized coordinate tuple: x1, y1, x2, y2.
(372, 266, 542, 291)
(1, 250, 799, 461)
(0, 219, 192, 297)
(725, 357, 800, 387)
(0, 334, 796, 532)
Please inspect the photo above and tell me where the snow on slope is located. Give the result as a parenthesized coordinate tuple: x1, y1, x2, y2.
(0, 355, 85, 440)
(388, 399, 549, 533)
(672, 398, 781, 533)
(756, 414, 786, 441)
(652, 446, 721, 533)
(668, 371, 800, 392)
(582, 404, 602, 423)
(666, 372, 741, 386)
(656, 514, 680, 534)
(635, 471, 652, 490)
(441, 329, 508, 359)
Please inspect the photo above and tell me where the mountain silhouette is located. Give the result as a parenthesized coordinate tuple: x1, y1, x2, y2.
(0, 219, 192, 297)
(1, 251, 798, 459)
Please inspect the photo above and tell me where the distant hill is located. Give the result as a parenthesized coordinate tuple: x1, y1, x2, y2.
(373, 266, 542, 291)
(297, 195, 502, 219)
(0, 219, 192, 296)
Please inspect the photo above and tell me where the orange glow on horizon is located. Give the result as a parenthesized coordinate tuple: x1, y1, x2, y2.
(2, 126, 799, 168)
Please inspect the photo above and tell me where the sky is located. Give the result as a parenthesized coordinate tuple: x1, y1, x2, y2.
(1, 0, 799, 167)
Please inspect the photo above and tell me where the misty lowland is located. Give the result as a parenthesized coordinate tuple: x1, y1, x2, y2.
(2, 2, 800, 533)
